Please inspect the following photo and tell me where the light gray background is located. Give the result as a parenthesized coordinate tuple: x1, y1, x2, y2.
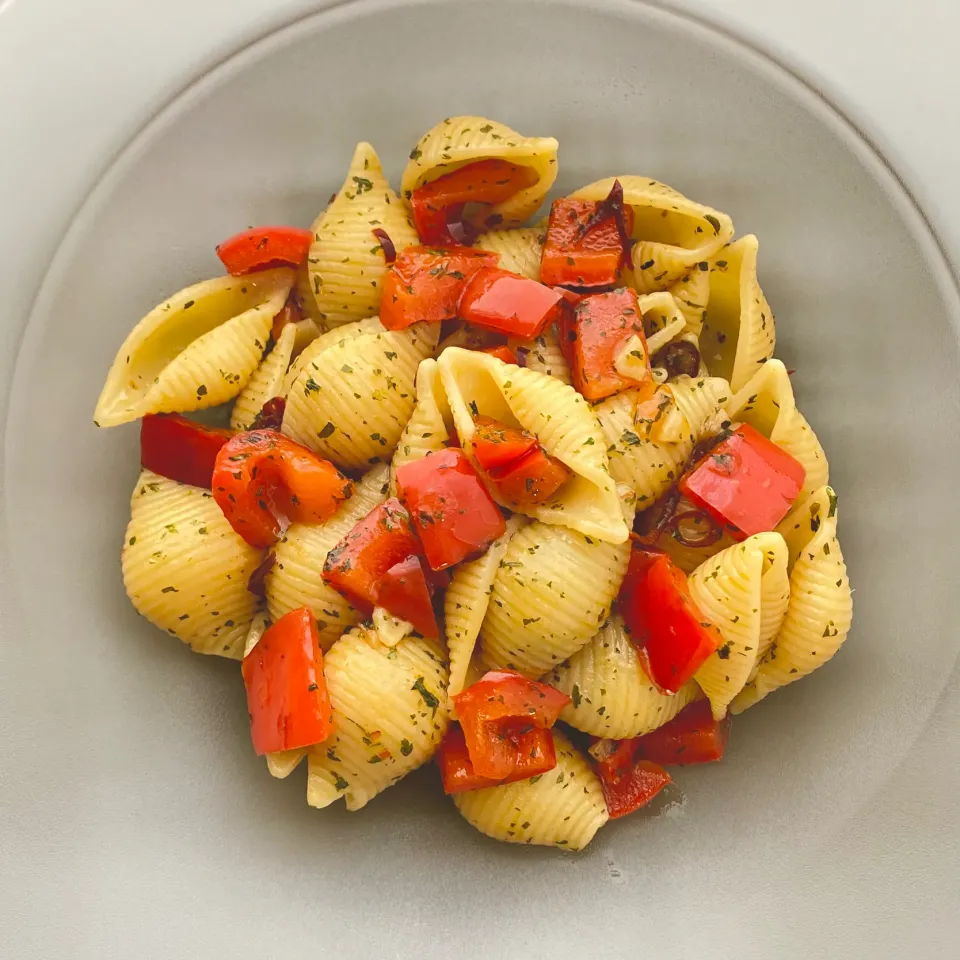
(2, 1, 958, 957)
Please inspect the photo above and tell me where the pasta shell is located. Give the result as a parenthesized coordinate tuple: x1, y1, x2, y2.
(229, 322, 298, 430)
(507, 324, 572, 385)
(390, 358, 455, 481)
(94, 268, 294, 427)
(666, 268, 710, 334)
(473, 225, 545, 279)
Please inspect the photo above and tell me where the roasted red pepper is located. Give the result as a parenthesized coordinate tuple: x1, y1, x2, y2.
(374, 554, 439, 638)
(380, 245, 498, 331)
(679, 423, 806, 539)
(436, 722, 558, 795)
(633, 699, 731, 765)
(487, 447, 571, 507)
(458, 267, 563, 340)
(560, 286, 653, 401)
(271, 293, 304, 341)
(471, 416, 539, 470)
(620, 546, 724, 693)
(322, 498, 421, 612)
(479, 345, 518, 364)
(588, 737, 672, 819)
(212, 430, 353, 549)
(140, 414, 232, 489)
(410, 158, 539, 245)
(452, 670, 570, 780)
(216, 226, 314, 276)
(241, 607, 333, 756)
(395, 448, 506, 570)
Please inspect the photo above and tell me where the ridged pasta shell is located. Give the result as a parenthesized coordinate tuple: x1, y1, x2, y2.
(545, 615, 702, 738)
(306, 142, 419, 328)
(666, 268, 710, 334)
(507, 324, 572, 384)
(473, 226, 545, 279)
(121, 470, 263, 659)
(402, 116, 559, 227)
(390, 358, 454, 481)
(95, 268, 294, 427)
(438, 347, 627, 543)
(453, 729, 608, 850)
(229, 322, 298, 430)
(569, 175, 733, 293)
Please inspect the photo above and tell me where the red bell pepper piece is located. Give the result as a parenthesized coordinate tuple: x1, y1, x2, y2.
(479, 345, 518, 364)
(271, 293, 303, 341)
(241, 607, 333, 756)
(620, 546, 724, 693)
(322, 498, 421, 612)
(212, 430, 353, 549)
(380, 245, 498, 331)
(588, 738, 672, 819)
(678, 423, 806, 540)
(436, 722, 558, 795)
(216, 226, 314, 276)
(458, 267, 563, 340)
(471, 416, 538, 470)
(410, 158, 539, 246)
(633, 699, 732, 765)
(453, 670, 571, 780)
(559, 287, 653, 401)
(140, 414, 232, 489)
(486, 446, 571, 508)
(395, 448, 506, 570)
(374, 554, 439, 638)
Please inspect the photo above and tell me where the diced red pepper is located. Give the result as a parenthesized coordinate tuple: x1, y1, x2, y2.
(374, 554, 439, 638)
(271, 293, 303, 341)
(479, 345, 518, 364)
(380, 245, 498, 331)
(216, 226, 314, 276)
(395, 448, 506, 570)
(560, 287, 653, 401)
(620, 546, 724, 693)
(249, 397, 286, 431)
(589, 738, 672, 819)
(140, 414, 232, 489)
(322, 498, 421, 612)
(486, 446, 571, 507)
(436, 722, 558, 795)
(410, 158, 539, 246)
(678, 423, 806, 539)
(633, 699, 732, 765)
(471, 416, 539, 470)
(453, 670, 570, 780)
(241, 607, 333, 756)
(458, 267, 563, 340)
(212, 430, 353, 549)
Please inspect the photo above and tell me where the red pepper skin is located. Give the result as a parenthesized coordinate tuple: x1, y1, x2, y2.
(410, 159, 539, 245)
(620, 546, 724, 693)
(471, 416, 539, 470)
(140, 414, 232, 489)
(395, 449, 506, 571)
(241, 608, 333, 756)
(458, 267, 563, 340)
(216, 226, 314, 276)
(322, 498, 421, 612)
(212, 430, 353, 549)
(679, 423, 806, 539)
(633, 699, 732, 765)
(590, 739, 672, 819)
(380, 246, 498, 331)
(374, 554, 439, 638)
(486, 446, 571, 507)
(479, 345, 518, 364)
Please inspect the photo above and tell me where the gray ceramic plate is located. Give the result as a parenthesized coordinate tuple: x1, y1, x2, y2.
(3, 1, 959, 957)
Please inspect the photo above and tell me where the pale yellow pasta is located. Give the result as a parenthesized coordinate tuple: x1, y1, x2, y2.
(666, 268, 710, 334)
(731, 487, 852, 713)
(391, 359, 454, 479)
(479, 496, 634, 677)
(282, 319, 438, 471)
(229, 322, 299, 430)
(507, 325, 572, 384)
(728, 359, 829, 497)
(306, 627, 449, 811)
(689, 533, 790, 719)
(306, 142, 419, 327)
(265, 464, 390, 649)
(438, 347, 627, 543)
(473, 226, 545, 279)
(95, 268, 294, 427)
(444, 516, 526, 705)
(402, 116, 558, 227)
(699, 235, 775, 391)
(294, 262, 327, 327)
(641, 291, 689, 350)
(569, 176, 733, 293)
(545, 615, 702, 738)
(453, 729, 608, 850)
(121, 470, 263, 659)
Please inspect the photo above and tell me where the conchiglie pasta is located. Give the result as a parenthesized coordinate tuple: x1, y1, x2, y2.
(507, 325, 572, 384)
(282, 319, 438, 471)
(265, 464, 390, 649)
(95, 268, 294, 427)
(666, 268, 710, 334)
(391, 359, 454, 480)
(728, 359, 829, 497)
(473, 226, 545, 279)
(689, 533, 790, 719)
(438, 347, 627, 543)
(121, 470, 263, 659)
(569, 175, 733, 294)
(731, 487, 853, 713)
(545, 615, 702, 738)
(402, 116, 559, 227)
(306, 627, 449, 811)
(453, 729, 608, 850)
(307, 142, 419, 327)
(229, 322, 299, 430)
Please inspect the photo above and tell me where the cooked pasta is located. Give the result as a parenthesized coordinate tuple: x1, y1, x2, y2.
(473, 226, 545, 279)
(390, 358, 454, 478)
(229, 322, 299, 430)
(666, 269, 710, 334)
(507, 325, 572, 384)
